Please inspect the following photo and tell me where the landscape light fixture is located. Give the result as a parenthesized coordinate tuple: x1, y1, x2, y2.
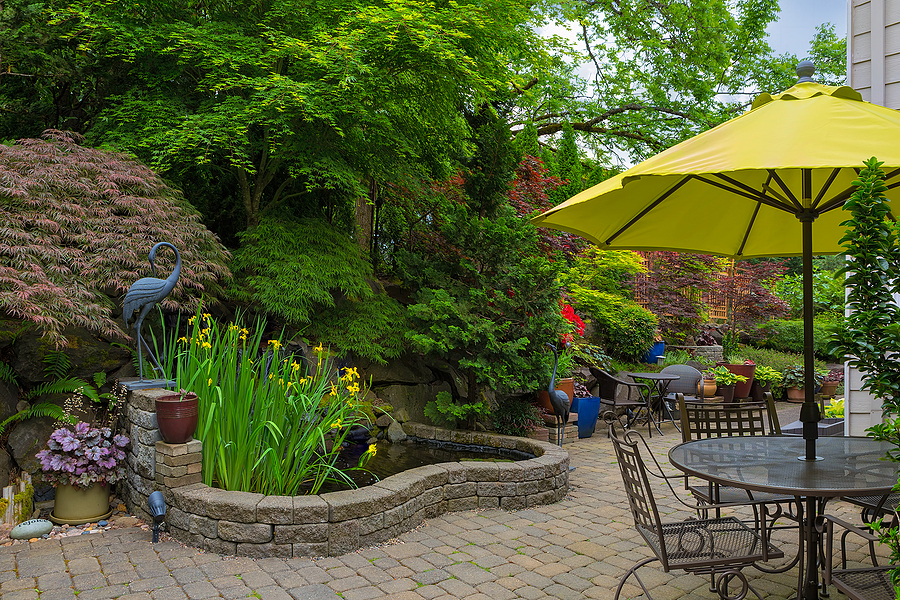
(147, 491, 166, 543)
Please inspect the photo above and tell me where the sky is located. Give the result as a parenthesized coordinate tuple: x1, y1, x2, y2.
(767, 0, 847, 58)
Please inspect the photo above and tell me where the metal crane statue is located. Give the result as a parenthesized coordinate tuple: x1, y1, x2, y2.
(121, 242, 180, 389)
(546, 343, 571, 447)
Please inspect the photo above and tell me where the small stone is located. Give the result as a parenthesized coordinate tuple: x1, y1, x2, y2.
(98, 520, 108, 526)
(41, 534, 49, 539)
(29, 538, 38, 542)
(117, 504, 126, 512)
(114, 516, 139, 527)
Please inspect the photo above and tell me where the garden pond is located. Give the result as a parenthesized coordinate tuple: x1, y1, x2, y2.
(315, 437, 537, 493)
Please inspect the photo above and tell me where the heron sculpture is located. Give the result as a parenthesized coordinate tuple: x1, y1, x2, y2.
(123, 242, 181, 380)
(546, 343, 571, 447)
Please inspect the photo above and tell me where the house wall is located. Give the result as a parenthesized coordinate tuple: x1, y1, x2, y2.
(847, 0, 900, 434)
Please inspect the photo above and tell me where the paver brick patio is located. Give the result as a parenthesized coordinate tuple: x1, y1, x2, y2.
(0, 402, 886, 599)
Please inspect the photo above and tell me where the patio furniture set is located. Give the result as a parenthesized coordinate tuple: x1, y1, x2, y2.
(591, 371, 899, 600)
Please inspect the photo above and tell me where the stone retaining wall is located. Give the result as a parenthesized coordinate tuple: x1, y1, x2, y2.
(122, 388, 569, 558)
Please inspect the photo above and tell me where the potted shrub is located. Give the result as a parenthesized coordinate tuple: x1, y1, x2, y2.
(782, 366, 826, 402)
(37, 422, 129, 525)
(708, 366, 748, 403)
(820, 369, 844, 397)
(156, 388, 200, 444)
(716, 359, 756, 399)
(750, 366, 783, 402)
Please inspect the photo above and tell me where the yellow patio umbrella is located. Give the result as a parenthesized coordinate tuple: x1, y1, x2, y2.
(532, 62, 900, 461)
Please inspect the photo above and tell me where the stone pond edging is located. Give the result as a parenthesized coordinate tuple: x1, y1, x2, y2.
(121, 388, 569, 558)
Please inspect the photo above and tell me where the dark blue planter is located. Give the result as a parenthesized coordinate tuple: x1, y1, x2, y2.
(577, 397, 602, 438)
(642, 341, 666, 364)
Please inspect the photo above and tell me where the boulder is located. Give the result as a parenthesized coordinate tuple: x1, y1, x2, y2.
(376, 381, 451, 424)
(375, 414, 392, 428)
(422, 357, 470, 399)
(357, 354, 435, 386)
(8, 417, 57, 474)
(386, 421, 407, 443)
(10, 519, 53, 540)
(0, 379, 18, 424)
(0, 448, 11, 488)
(12, 326, 131, 386)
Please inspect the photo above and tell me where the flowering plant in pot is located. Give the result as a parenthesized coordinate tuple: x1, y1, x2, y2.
(37, 422, 129, 524)
(781, 366, 826, 402)
(820, 369, 844, 396)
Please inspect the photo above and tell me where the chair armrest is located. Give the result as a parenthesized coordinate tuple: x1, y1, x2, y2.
(816, 513, 884, 583)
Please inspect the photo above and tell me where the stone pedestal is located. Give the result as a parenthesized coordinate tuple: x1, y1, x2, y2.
(156, 440, 202, 488)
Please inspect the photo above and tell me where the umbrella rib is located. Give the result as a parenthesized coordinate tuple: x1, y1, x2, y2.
(768, 170, 803, 210)
(812, 168, 841, 207)
(736, 202, 763, 258)
(706, 174, 795, 212)
(605, 175, 693, 245)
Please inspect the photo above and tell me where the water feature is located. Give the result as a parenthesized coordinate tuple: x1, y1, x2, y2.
(313, 437, 536, 493)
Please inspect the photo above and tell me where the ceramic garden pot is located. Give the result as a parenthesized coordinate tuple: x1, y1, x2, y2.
(536, 378, 574, 412)
(50, 483, 112, 525)
(156, 392, 200, 444)
(698, 379, 717, 397)
(718, 363, 756, 399)
(820, 381, 839, 397)
(719, 384, 736, 403)
(786, 386, 805, 402)
(749, 380, 771, 403)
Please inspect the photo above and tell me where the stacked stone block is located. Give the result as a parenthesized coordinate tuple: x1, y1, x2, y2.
(121, 387, 171, 522)
(155, 440, 202, 488)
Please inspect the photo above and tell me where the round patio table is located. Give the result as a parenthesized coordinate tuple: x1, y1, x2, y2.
(626, 372, 681, 432)
(669, 435, 897, 600)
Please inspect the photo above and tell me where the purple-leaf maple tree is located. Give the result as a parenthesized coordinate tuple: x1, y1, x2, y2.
(0, 130, 231, 345)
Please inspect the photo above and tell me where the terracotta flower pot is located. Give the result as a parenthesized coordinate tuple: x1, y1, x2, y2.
(820, 381, 839, 397)
(786, 386, 805, 402)
(156, 392, 199, 444)
(698, 380, 718, 397)
(50, 483, 112, 525)
(536, 377, 574, 412)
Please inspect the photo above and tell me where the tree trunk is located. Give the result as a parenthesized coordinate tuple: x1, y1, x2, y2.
(355, 179, 376, 254)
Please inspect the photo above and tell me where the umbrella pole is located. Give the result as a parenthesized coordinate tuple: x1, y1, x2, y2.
(799, 208, 822, 461)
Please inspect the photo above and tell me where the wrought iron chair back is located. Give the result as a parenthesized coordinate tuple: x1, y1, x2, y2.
(606, 413, 782, 600)
(589, 367, 659, 437)
(678, 393, 781, 444)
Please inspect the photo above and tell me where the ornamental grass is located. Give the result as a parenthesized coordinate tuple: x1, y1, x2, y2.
(166, 309, 373, 495)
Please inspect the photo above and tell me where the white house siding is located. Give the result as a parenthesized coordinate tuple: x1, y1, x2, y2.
(847, 0, 900, 434)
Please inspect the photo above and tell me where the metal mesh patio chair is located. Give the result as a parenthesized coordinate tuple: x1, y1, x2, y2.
(841, 493, 900, 530)
(818, 513, 895, 600)
(607, 414, 783, 600)
(677, 393, 801, 574)
(589, 367, 660, 437)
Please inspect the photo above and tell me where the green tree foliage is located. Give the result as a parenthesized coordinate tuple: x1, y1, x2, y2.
(828, 158, 900, 418)
(567, 287, 657, 362)
(515, 3, 845, 165)
(0, 130, 230, 345)
(770, 266, 846, 318)
(44, 0, 546, 232)
(548, 122, 582, 205)
(560, 248, 645, 296)
(228, 218, 406, 363)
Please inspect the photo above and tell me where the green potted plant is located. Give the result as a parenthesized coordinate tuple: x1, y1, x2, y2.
(37, 422, 129, 525)
(782, 366, 826, 402)
(707, 366, 748, 403)
(750, 365, 783, 402)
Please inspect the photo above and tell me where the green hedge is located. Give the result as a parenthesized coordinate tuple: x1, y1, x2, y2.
(752, 315, 841, 361)
(569, 286, 658, 362)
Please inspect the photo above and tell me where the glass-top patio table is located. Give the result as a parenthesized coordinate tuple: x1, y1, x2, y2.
(669, 435, 897, 600)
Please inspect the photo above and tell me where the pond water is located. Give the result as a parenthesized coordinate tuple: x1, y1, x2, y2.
(313, 437, 536, 493)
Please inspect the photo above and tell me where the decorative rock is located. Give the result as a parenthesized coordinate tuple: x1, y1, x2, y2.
(386, 421, 407, 443)
(98, 520, 108, 526)
(10, 519, 53, 539)
(375, 414, 392, 428)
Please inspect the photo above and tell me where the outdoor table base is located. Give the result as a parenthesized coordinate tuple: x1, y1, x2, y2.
(627, 372, 681, 433)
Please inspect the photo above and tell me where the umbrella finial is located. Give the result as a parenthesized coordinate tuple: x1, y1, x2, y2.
(796, 60, 816, 83)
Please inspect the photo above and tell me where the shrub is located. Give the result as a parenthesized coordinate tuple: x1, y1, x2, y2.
(491, 396, 544, 437)
(228, 217, 407, 364)
(568, 286, 657, 361)
(752, 314, 841, 360)
(0, 130, 230, 345)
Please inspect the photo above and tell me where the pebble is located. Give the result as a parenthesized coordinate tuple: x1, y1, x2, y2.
(98, 520, 108, 526)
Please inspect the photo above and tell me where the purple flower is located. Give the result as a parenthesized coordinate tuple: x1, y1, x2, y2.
(39, 421, 132, 487)
(114, 435, 129, 448)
